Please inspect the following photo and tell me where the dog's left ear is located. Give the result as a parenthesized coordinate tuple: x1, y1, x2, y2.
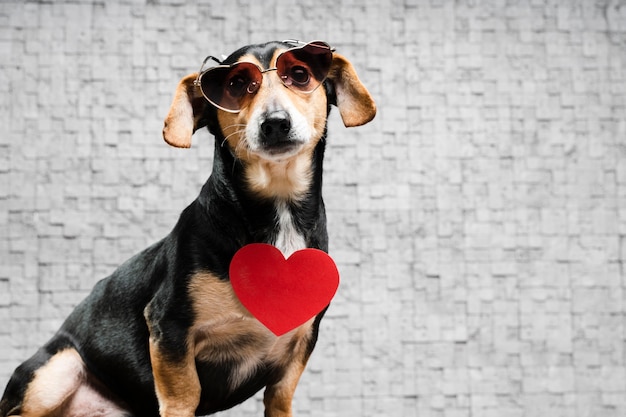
(163, 73, 210, 148)
(327, 54, 377, 127)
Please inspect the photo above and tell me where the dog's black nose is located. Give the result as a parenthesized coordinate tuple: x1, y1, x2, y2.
(260, 111, 292, 144)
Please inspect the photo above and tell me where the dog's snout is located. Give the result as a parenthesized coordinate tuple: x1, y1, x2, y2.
(260, 111, 292, 144)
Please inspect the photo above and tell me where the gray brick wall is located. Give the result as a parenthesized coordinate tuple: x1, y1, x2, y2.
(1, 1, 626, 416)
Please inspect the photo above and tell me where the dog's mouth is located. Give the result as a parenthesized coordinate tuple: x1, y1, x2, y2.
(256, 139, 305, 160)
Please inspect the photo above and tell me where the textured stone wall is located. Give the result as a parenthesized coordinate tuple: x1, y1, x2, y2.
(1, 1, 626, 416)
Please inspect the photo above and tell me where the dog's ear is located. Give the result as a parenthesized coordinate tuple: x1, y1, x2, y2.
(326, 54, 376, 127)
(163, 73, 210, 148)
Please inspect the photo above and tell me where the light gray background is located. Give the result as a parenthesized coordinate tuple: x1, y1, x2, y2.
(1, 1, 626, 416)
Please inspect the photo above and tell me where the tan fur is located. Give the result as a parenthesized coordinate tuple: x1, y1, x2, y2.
(263, 360, 307, 417)
(263, 323, 319, 417)
(242, 151, 315, 200)
(148, 338, 201, 417)
(16, 349, 129, 417)
(187, 273, 315, 412)
(19, 349, 85, 417)
(328, 53, 377, 127)
(188, 273, 269, 358)
(162, 73, 207, 148)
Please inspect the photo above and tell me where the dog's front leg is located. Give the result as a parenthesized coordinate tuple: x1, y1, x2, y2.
(263, 359, 308, 417)
(148, 336, 200, 417)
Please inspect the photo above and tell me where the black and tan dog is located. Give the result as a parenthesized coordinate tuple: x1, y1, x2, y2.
(0, 40, 375, 417)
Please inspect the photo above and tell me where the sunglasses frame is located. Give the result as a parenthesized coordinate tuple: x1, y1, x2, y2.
(193, 40, 335, 113)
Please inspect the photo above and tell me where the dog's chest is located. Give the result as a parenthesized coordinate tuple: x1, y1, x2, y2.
(188, 272, 312, 390)
(187, 203, 309, 390)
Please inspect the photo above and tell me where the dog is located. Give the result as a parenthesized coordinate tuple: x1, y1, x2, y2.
(0, 40, 375, 417)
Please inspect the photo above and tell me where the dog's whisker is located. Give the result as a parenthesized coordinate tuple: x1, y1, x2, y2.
(236, 140, 250, 157)
(222, 123, 247, 131)
(224, 129, 246, 140)
(221, 128, 247, 148)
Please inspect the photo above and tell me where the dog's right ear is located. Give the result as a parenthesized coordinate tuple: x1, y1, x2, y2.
(163, 73, 210, 148)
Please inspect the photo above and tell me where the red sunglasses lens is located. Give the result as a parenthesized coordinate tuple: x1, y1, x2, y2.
(276, 42, 333, 92)
(200, 62, 262, 111)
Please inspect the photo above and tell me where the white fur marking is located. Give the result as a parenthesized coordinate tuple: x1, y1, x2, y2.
(273, 201, 306, 258)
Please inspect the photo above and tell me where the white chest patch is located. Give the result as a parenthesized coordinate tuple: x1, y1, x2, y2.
(272, 201, 306, 258)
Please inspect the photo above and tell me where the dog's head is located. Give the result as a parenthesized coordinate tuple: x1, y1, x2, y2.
(163, 40, 375, 150)
(162, 40, 376, 197)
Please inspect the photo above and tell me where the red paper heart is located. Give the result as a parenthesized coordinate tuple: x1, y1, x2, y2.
(229, 243, 340, 336)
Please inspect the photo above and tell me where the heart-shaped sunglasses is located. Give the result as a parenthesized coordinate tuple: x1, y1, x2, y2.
(193, 40, 334, 113)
